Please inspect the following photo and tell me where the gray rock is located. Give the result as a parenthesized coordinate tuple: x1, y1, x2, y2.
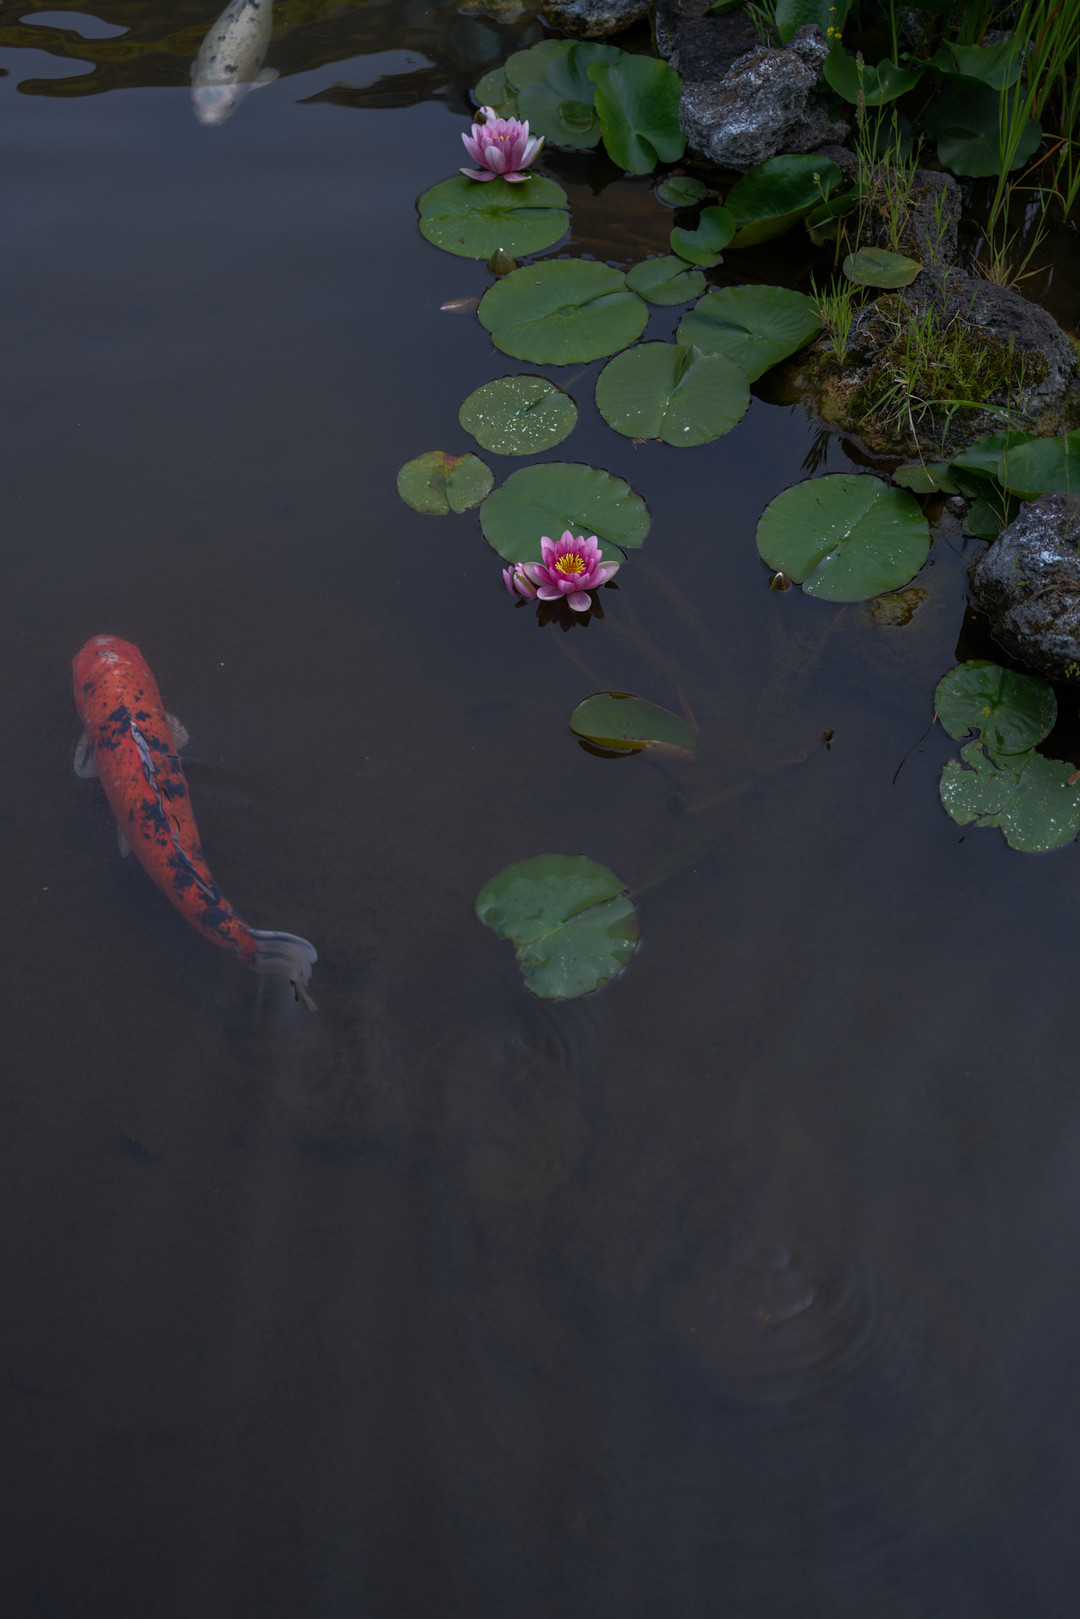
(970, 496, 1080, 681)
(538, 0, 650, 36)
(656, 0, 761, 77)
(679, 25, 849, 171)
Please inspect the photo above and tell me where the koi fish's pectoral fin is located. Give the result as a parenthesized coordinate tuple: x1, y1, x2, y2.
(249, 930, 318, 1010)
(74, 732, 98, 779)
(117, 825, 131, 858)
(166, 713, 190, 752)
(252, 67, 279, 87)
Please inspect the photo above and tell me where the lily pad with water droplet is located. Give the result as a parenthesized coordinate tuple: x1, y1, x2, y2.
(934, 661, 1056, 756)
(626, 256, 706, 306)
(459, 375, 578, 456)
(476, 853, 639, 999)
(756, 474, 930, 601)
(676, 286, 822, 382)
(940, 742, 1080, 852)
(479, 461, 649, 564)
(570, 692, 696, 754)
(396, 451, 493, 515)
(417, 175, 569, 260)
(595, 342, 750, 446)
(478, 259, 648, 364)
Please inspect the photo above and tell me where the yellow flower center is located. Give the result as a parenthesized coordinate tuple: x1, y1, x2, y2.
(555, 553, 587, 575)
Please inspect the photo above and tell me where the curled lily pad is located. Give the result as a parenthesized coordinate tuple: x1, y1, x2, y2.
(725, 155, 842, 248)
(588, 54, 686, 174)
(940, 743, 1080, 852)
(595, 342, 750, 446)
(417, 175, 569, 260)
(676, 286, 821, 382)
(396, 451, 493, 515)
(670, 205, 735, 266)
(843, 247, 922, 287)
(476, 853, 639, 999)
(756, 474, 930, 601)
(656, 175, 709, 207)
(626, 255, 706, 306)
(479, 461, 649, 564)
(477, 259, 648, 364)
(459, 375, 578, 456)
(570, 692, 695, 754)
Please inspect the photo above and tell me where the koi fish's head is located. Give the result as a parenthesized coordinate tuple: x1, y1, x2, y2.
(72, 635, 148, 710)
(191, 82, 250, 126)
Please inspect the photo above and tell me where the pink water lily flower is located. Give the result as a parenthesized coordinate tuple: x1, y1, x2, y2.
(521, 532, 619, 613)
(503, 564, 539, 600)
(461, 108, 544, 183)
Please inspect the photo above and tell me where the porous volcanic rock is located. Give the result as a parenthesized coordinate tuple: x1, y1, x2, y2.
(656, 0, 761, 77)
(678, 25, 849, 171)
(970, 496, 1080, 681)
(538, 0, 650, 36)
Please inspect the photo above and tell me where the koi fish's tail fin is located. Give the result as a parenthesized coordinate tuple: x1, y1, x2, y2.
(249, 930, 319, 1010)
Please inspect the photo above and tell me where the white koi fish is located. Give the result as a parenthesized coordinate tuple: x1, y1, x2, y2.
(191, 0, 278, 127)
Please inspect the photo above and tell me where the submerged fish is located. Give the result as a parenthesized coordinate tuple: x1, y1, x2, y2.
(73, 635, 317, 1006)
(190, 0, 278, 127)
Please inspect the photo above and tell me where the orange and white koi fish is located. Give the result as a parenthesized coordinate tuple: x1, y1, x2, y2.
(73, 635, 317, 1006)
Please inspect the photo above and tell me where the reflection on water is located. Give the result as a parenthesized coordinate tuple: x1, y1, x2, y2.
(4, 0, 1080, 1614)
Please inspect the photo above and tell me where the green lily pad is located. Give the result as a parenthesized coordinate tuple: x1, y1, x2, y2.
(625, 255, 707, 305)
(892, 462, 960, 494)
(842, 246, 922, 287)
(934, 661, 1056, 755)
(516, 41, 622, 148)
(475, 853, 639, 999)
(775, 0, 848, 43)
(458, 375, 578, 456)
(928, 39, 1022, 91)
(656, 175, 710, 207)
(396, 451, 493, 515)
(417, 175, 569, 260)
(724, 155, 842, 248)
(823, 44, 922, 105)
(806, 184, 862, 245)
(676, 286, 822, 382)
(588, 54, 686, 175)
(951, 431, 1037, 481)
(504, 39, 577, 90)
(479, 461, 649, 564)
(996, 431, 1080, 495)
(926, 84, 1041, 177)
(756, 474, 930, 601)
(940, 742, 1080, 852)
(670, 205, 735, 266)
(595, 342, 750, 446)
(570, 692, 696, 754)
(477, 259, 648, 364)
(472, 66, 517, 117)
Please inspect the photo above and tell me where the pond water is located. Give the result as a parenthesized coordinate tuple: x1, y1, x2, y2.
(4, 2, 1080, 1614)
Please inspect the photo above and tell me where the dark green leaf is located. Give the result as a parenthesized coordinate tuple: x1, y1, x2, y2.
(459, 375, 578, 456)
(595, 342, 751, 445)
(477, 259, 648, 363)
(925, 84, 1041, 176)
(997, 432, 1080, 495)
(724, 154, 842, 247)
(823, 44, 922, 105)
(842, 246, 922, 287)
(417, 175, 569, 259)
(676, 285, 822, 381)
(656, 175, 710, 207)
(504, 39, 576, 90)
(928, 40, 1022, 91)
(396, 451, 493, 515)
(472, 67, 517, 117)
(479, 461, 649, 563)
(756, 474, 930, 601)
(625, 255, 707, 305)
(934, 661, 1056, 754)
(476, 853, 639, 999)
(515, 41, 622, 148)
(670, 204, 736, 266)
(570, 692, 696, 754)
(588, 55, 686, 174)
(892, 462, 959, 494)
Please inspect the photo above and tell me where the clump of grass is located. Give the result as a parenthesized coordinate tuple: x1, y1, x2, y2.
(850, 297, 1047, 447)
(809, 275, 863, 367)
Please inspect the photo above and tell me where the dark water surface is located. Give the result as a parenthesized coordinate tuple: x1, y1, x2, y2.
(4, 3, 1080, 1615)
